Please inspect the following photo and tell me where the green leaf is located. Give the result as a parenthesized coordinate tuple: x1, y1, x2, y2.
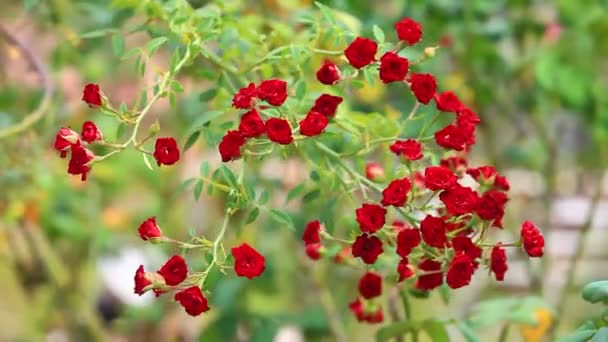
(376, 321, 416, 342)
(80, 28, 116, 39)
(286, 183, 306, 202)
(111, 33, 125, 57)
(351, 79, 365, 89)
(145, 36, 168, 55)
(592, 328, 608, 342)
(268, 209, 294, 230)
(295, 80, 307, 100)
(199, 88, 218, 102)
(439, 283, 450, 305)
(310, 170, 320, 181)
(582, 281, 608, 304)
(456, 322, 480, 342)
(422, 320, 449, 342)
(142, 153, 154, 170)
(200, 161, 210, 176)
(193, 180, 203, 200)
(372, 25, 385, 44)
(24, 0, 40, 11)
(183, 131, 200, 152)
(314, 1, 336, 25)
(258, 190, 270, 205)
(245, 207, 260, 224)
(219, 166, 238, 188)
(558, 330, 597, 342)
(302, 189, 320, 203)
(115, 122, 126, 140)
(171, 80, 184, 93)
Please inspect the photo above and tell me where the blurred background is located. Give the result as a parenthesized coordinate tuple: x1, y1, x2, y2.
(1, 0, 607, 341)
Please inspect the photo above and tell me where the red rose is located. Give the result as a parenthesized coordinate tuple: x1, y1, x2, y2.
(82, 83, 102, 107)
(395, 18, 422, 45)
(265, 118, 293, 145)
(439, 184, 479, 216)
(389, 139, 423, 160)
(521, 221, 544, 257)
(435, 124, 469, 151)
(153, 137, 180, 166)
(311, 94, 343, 117)
(494, 174, 510, 191)
(302, 220, 321, 245)
(137, 217, 162, 241)
(379, 52, 409, 83)
(305, 243, 322, 260)
(365, 308, 384, 324)
(440, 156, 468, 173)
(134, 265, 152, 295)
(219, 130, 246, 162)
(446, 254, 474, 289)
(349, 298, 366, 321)
(232, 243, 266, 279)
(413, 171, 425, 189)
(420, 215, 448, 248)
(349, 298, 384, 324)
(381, 178, 412, 207)
(409, 73, 436, 104)
(316, 61, 341, 85)
(81, 121, 103, 143)
(397, 258, 414, 281)
(365, 162, 384, 181)
(467, 166, 496, 182)
(256, 79, 288, 106)
(396, 228, 421, 257)
(435, 91, 464, 113)
(415, 259, 443, 290)
(351, 234, 384, 264)
(491, 244, 508, 281)
(476, 190, 509, 225)
(54, 127, 80, 158)
(299, 111, 329, 137)
(174, 286, 210, 316)
(157, 255, 188, 286)
(358, 272, 382, 299)
(457, 107, 481, 126)
(355, 203, 387, 233)
(232, 82, 257, 109)
(451, 236, 482, 262)
(238, 109, 266, 138)
(67, 143, 94, 181)
(344, 37, 378, 69)
(424, 166, 457, 191)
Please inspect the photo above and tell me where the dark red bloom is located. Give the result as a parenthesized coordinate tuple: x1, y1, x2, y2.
(420, 215, 448, 248)
(265, 118, 293, 145)
(351, 234, 384, 264)
(440, 156, 468, 173)
(232, 82, 257, 109)
(379, 52, 409, 83)
(81, 121, 103, 143)
(491, 244, 508, 281)
(299, 111, 329, 137)
(82, 83, 102, 107)
(355, 203, 387, 233)
(392, 220, 408, 231)
(174, 286, 210, 316)
(311, 94, 343, 117)
(381, 178, 412, 207)
(344, 37, 378, 69)
(302, 220, 321, 245)
(349, 298, 384, 324)
(446, 254, 474, 289)
(67, 143, 94, 181)
(424, 166, 457, 191)
(238, 109, 266, 138)
(439, 184, 479, 216)
(256, 79, 288, 106)
(451, 236, 482, 262)
(305, 243, 322, 260)
(395, 18, 422, 45)
(358, 272, 382, 299)
(435, 91, 464, 113)
(219, 130, 246, 162)
(467, 166, 496, 182)
(316, 61, 341, 85)
(409, 73, 437, 104)
(476, 190, 509, 225)
(415, 259, 443, 290)
(397, 258, 414, 281)
(396, 228, 421, 257)
(457, 107, 481, 126)
(366, 308, 384, 324)
(521, 221, 544, 257)
(134, 265, 152, 295)
(232, 243, 266, 279)
(494, 174, 510, 191)
(54, 127, 80, 158)
(157, 255, 188, 286)
(365, 162, 384, 181)
(389, 139, 423, 160)
(435, 124, 472, 151)
(137, 217, 162, 241)
(153, 137, 180, 166)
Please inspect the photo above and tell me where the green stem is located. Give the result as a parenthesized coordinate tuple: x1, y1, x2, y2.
(198, 212, 231, 287)
(399, 290, 418, 342)
(498, 323, 510, 342)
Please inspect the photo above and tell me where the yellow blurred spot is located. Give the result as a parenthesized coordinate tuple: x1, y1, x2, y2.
(385, 105, 401, 120)
(520, 308, 553, 342)
(355, 80, 385, 104)
(6, 201, 25, 221)
(7, 46, 20, 60)
(102, 207, 129, 230)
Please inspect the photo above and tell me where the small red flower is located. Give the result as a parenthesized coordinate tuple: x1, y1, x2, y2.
(521, 221, 544, 257)
(424, 166, 457, 191)
(476, 190, 509, 225)
(316, 61, 341, 85)
(153, 137, 180, 166)
(54, 127, 80, 158)
(439, 184, 479, 216)
(256, 79, 288, 106)
(415, 259, 443, 290)
(397, 258, 414, 281)
(409, 73, 437, 104)
(420, 215, 448, 248)
(494, 174, 510, 191)
(157, 255, 188, 286)
(355, 203, 387, 233)
(396, 228, 421, 257)
(446, 254, 474, 289)
(491, 244, 508, 281)
(311, 94, 343, 117)
(67, 143, 94, 181)
(365, 162, 385, 181)
(435, 91, 464, 113)
(349, 298, 383, 323)
(232, 243, 266, 279)
(379, 52, 409, 83)
(457, 107, 481, 126)
(344, 37, 378, 69)
(137, 217, 162, 241)
(134, 265, 152, 295)
(82, 83, 102, 107)
(434, 123, 474, 151)
(299, 111, 329, 137)
(305, 243, 322, 260)
(440, 156, 468, 173)
(302, 220, 322, 245)
(81, 121, 103, 143)
(381, 178, 412, 207)
(265, 118, 293, 145)
(451, 236, 482, 263)
(467, 166, 497, 182)
(389, 139, 423, 160)
(174, 286, 210, 316)
(358, 272, 383, 299)
(238, 109, 266, 138)
(351, 234, 384, 264)
(232, 83, 257, 109)
(395, 18, 422, 45)
(219, 130, 246, 162)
